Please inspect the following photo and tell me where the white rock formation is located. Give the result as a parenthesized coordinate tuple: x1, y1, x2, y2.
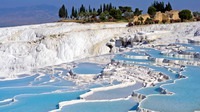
(0, 23, 127, 77)
(0, 22, 200, 77)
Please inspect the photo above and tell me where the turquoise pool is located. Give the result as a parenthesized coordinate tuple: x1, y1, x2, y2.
(73, 63, 103, 74)
(0, 90, 87, 112)
(140, 66, 200, 112)
(60, 98, 137, 112)
(0, 43, 200, 112)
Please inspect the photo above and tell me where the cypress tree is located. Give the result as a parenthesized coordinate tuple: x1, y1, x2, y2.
(93, 8, 96, 12)
(80, 4, 86, 13)
(97, 5, 103, 15)
(165, 2, 172, 11)
(161, 2, 165, 12)
(109, 3, 112, 11)
(66, 8, 68, 18)
(80, 5, 83, 12)
(152, 1, 167, 12)
(100, 5, 103, 12)
(71, 6, 75, 19)
(74, 9, 78, 18)
(59, 4, 66, 19)
(89, 5, 92, 12)
(106, 4, 109, 11)
(103, 4, 106, 12)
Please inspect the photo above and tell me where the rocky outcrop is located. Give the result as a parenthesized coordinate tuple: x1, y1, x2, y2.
(106, 31, 162, 49)
(194, 28, 200, 37)
(101, 61, 170, 86)
(188, 39, 200, 44)
(132, 92, 146, 102)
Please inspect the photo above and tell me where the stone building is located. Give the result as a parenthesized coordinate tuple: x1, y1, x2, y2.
(165, 10, 180, 20)
(154, 11, 169, 22)
(133, 14, 150, 23)
(133, 10, 180, 23)
(154, 10, 180, 22)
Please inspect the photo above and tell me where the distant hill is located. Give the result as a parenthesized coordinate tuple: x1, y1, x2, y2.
(0, 5, 58, 27)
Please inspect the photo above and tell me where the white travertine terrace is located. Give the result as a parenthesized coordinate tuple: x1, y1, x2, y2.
(0, 22, 200, 78)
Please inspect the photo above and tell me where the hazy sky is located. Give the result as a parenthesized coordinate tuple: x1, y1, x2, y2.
(1, 0, 200, 11)
(0, 0, 199, 27)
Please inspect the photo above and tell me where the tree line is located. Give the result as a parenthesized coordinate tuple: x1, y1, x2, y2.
(151, 1, 172, 13)
(58, 1, 200, 22)
(58, 3, 143, 22)
(147, 1, 172, 16)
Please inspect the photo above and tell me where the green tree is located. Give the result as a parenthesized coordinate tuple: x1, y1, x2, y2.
(71, 6, 75, 19)
(108, 3, 113, 11)
(124, 12, 134, 19)
(78, 12, 85, 19)
(84, 11, 90, 20)
(97, 5, 103, 15)
(93, 8, 96, 12)
(165, 2, 172, 11)
(110, 9, 122, 19)
(80, 4, 86, 13)
(92, 11, 98, 18)
(89, 5, 92, 12)
(193, 11, 200, 18)
(74, 9, 78, 19)
(104, 10, 110, 16)
(66, 8, 68, 18)
(148, 6, 156, 16)
(59, 5, 66, 19)
(134, 8, 143, 16)
(99, 12, 106, 20)
(119, 6, 132, 13)
(97, 9, 101, 15)
(106, 4, 109, 11)
(179, 9, 193, 21)
(152, 1, 165, 12)
(103, 4, 106, 12)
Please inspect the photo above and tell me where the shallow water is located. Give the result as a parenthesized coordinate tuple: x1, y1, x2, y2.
(144, 48, 186, 60)
(0, 43, 200, 112)
(177, 43, 200, 53)
(60, 98, 137, 112)
(73, 63, 103, 74)
(0, 90, 87, 112)
(85, 82, 143, 100)
(0, 74, 39, 87)
(116, 45, 200, 112)
(0, 86, 69, 102)
(140, 66, 200, 112)
(114, 54, 152, 63)
(135, 64, 178, 96)
(124, 52, 146, 56)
